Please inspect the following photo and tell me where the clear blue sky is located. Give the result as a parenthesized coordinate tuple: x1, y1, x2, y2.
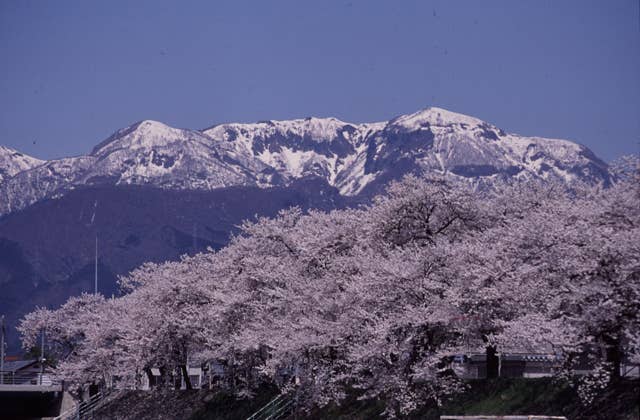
(1, 0, 638, 161)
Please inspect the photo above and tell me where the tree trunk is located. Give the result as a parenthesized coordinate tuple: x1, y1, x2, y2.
(159, 366, 169, 389)
(181, 365, 193, 390)
(486, 345, 499, 379)
(603, 335, 622, 380)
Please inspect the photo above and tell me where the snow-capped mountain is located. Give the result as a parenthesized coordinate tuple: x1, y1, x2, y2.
(358, 108, 610, 192)
(205, 107, 610, 196)
(0, 107, 610, 216)
(0, 121, 261, 215)
(203, 117, 386, 194)
(0, 145, 44, 183)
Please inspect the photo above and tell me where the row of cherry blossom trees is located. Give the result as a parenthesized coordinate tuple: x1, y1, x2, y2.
(19, 166, 639, 417)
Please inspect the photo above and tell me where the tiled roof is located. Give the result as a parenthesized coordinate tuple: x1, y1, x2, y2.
(2, 359, 38, 372)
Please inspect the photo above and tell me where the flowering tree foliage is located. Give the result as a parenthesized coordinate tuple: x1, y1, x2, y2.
(18, 171, 640, 416)
(18, 293, 124, 389)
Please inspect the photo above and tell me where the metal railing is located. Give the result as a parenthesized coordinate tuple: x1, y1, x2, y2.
(621, 363, 640, 378)
(0, 371, 61, 386)
(441, 417, 568, 420)
(246, 393, 294, 420)
(54, 390, 112, 420)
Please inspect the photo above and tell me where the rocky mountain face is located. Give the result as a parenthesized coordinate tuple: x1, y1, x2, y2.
(0, 107, 610, 216)
(0, 106, 612, 351)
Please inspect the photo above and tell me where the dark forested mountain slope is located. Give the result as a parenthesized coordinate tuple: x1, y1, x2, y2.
(0, 179, 347, 351)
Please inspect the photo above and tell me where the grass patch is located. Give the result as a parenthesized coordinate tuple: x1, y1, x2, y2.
(95, 378, 639, 420)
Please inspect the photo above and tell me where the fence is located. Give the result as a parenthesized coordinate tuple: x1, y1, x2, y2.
(0, 371, 61, 387)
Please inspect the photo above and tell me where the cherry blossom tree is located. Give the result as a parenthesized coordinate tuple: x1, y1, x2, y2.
(18, 172, 640, 416)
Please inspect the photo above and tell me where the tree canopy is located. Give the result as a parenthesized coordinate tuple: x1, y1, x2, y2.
(19, 170, 640, 417)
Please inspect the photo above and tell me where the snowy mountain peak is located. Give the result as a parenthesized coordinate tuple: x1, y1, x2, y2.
(207, 115, 355, 146)
(293, 116, 351, 141)
(0, 145, 42, 160)
(91, 119, 193, 157)
(133, 119, 173, 133)
(0, 145, 44, 183)
(391, 107, 486, 131)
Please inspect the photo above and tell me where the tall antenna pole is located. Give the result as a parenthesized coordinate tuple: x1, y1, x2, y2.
(1, 315, 5, 384)
(95, 235, 98, 295)
(192, 222, 197, 253)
